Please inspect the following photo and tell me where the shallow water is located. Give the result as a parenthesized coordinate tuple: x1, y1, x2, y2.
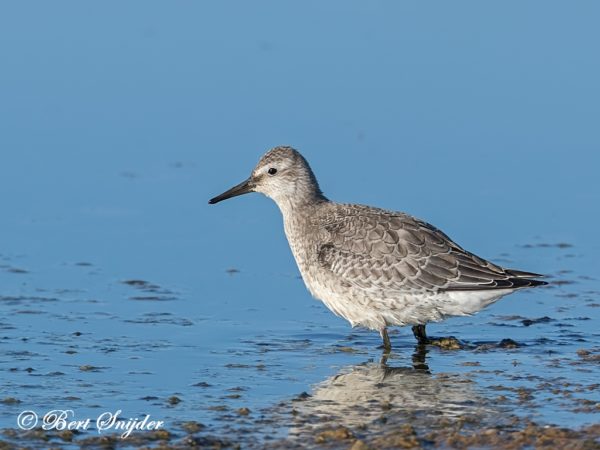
(0, 161, 598, 447)
(1, 1, 599, 448)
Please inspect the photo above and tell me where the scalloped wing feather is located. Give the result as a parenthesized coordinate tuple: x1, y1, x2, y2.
(317, 205, 545, 293)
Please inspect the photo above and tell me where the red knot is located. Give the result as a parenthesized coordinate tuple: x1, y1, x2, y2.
(209, 146, 546, 352)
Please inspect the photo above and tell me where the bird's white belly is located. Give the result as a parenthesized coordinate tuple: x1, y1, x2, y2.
(301, 269, 514, 331)
(304, 276, 386, 329)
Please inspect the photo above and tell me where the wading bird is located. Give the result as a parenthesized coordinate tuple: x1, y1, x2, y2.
(209, 147, 546, 351)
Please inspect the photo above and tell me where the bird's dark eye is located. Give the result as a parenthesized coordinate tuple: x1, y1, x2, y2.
(267, 168, 277, 175)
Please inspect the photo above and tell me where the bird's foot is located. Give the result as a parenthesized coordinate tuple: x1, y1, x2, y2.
(412, 325, 463, 349)
(411, 324, 428, 346)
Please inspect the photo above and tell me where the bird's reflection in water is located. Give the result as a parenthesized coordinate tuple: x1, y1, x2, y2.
(289, 345, 498, 439)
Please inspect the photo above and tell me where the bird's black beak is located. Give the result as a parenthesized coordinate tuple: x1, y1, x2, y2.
(209, 178, 255, 204)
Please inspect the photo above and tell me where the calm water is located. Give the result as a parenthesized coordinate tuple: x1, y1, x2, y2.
(0, 1, 599, 446)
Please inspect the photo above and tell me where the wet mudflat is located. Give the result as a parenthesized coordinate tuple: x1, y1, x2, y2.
(0, 238, 598, 449)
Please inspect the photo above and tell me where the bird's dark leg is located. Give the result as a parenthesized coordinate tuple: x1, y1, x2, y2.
(412, 324, 428, 345)
(380, 328, 392, 353)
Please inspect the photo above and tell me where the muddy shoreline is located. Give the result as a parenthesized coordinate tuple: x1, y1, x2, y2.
(2, 342, 599, 449)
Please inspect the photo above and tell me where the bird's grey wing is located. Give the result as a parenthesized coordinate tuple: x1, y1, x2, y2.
(316, 207, 543, 292)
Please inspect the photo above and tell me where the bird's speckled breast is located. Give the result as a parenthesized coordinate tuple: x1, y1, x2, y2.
(281, 203, 373, 327)
(282, 206, 321, 293)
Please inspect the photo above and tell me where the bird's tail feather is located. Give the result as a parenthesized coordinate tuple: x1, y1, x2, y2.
(506, 268, 546, 279)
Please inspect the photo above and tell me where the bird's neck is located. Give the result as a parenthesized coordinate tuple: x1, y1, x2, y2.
(275, 191, 328, 220)
(278, 193, 328, 278)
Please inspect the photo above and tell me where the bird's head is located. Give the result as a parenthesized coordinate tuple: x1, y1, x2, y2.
(209, 146, 324, 208)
